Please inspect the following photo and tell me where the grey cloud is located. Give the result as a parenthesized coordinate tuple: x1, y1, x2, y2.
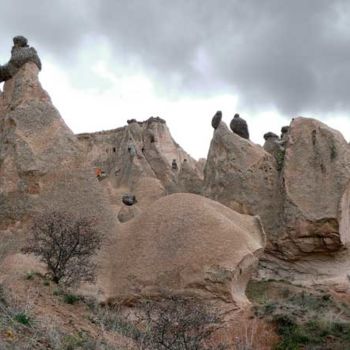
(1, 0, 350, 116)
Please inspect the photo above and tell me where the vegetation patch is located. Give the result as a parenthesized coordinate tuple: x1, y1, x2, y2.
(275, 149, 285, 171)
(89, 295, 227, 349)
(63, 293, 80, 305)
(247, 280, 350, 350)
(22, 211, 102, 286)
(14, 312, 31, 326)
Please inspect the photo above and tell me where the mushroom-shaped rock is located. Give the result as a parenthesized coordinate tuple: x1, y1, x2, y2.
(110, 193, 266, 307)
(263, 132, 284, 158)
(263, 132, 279, 141)
(230, 114, 250, 139)
(211, 111, 222, 129)
(0, 36, 41, 82)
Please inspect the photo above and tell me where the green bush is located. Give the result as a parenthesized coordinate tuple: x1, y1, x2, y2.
(274, 315, 309, 349)
(14, 312, 31, 326)
(63, 294, 80, 305)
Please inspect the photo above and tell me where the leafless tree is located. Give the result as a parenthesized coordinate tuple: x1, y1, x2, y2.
(22, 211, 102, 285)
(139, 296, 226, 350)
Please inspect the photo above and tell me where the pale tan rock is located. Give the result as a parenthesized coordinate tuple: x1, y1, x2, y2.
(280, 117, 350, 256)
(132, 177, 166, 210)
(203, 122, 283, 243)
(77, 117, 203, 194)
(177, 159, 203, 194)
(0, 63, 118, 298)
(109, 193, 266, 307)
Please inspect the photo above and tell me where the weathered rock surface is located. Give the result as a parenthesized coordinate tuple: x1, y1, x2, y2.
(0, 63, 118, 297)
(204, 117, 350, 263)
(278, 117, 350, 257)
(109, 193, 266, 307)
(203, 122, 283, 244)
(77, 117, 203, 195)
(177, 159, 203, 194)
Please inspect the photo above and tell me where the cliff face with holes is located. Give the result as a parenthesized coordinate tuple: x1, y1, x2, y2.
(77, 118, 204, 195)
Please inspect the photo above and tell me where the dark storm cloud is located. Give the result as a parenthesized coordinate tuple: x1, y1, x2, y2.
(1, 0, 350, 115)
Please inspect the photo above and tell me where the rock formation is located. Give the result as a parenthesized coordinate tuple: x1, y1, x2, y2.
(77, 117, 204, 200)
(204, 121, 283, 245)
(109, 193, 266, 307)
(177, 159, 204, 194)
(263, 132, 285, 170)
(204, 117, 350, 264)
(0, 62, 118, 298)
(278, 117, 350, 257)
(0, 36, 41, 82)
(122, 194, 137, 206)
(230, 113, 249, 139)
(211, 110, 222, 129)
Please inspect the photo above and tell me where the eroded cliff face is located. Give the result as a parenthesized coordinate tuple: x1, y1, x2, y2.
(77, 118, 203, 195)
(204, 116, 350, 284)
(278, 117, 350, 258)
(203, 121, 284, 247)
(0, 62, 118, 298)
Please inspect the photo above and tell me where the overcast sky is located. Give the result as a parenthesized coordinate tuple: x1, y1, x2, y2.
(1, 0, 350, 159)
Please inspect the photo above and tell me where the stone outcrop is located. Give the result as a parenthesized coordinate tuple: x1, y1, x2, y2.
(263, 132, 285, 171)
(0, 62, 118, 297)
(203, 122, 283, 245)
(77, 117, 204, 196)
(0, 36, 41, 83)
(177, 159, 203, 194)
(204, 117, 350, 262)
(278, 117, 350, 257)
(109, 193, 266, 307)
(263, 132, 281, 154)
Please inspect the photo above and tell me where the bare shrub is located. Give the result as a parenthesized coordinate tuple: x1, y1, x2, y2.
(22, 211, 102, 285)
(139, 296, 226, 350)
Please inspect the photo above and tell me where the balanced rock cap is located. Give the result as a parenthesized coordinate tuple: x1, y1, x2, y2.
(211, 111, 222, 129)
